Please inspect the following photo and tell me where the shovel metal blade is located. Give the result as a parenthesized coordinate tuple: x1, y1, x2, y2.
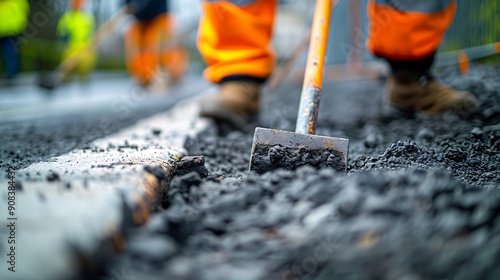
(249, 127, 349, 174)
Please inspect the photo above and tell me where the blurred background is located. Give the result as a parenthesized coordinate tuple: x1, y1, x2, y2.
(0, 0, 202, 79)
(0, 0, 499, 120)
(0, 0, 499, 87)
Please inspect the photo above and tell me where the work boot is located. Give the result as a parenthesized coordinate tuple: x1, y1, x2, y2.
(200, 80, 261, 130)
(386, 72, 479, 116)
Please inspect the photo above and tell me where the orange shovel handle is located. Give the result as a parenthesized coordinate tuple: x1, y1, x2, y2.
(296, 0, 333, 135)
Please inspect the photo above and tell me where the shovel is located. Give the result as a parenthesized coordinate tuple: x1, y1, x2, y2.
(249, 0, 349, 174)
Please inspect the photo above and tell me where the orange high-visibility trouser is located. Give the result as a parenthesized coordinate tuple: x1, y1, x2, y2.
(197, 0, 277, 84)
(125, 13, 188, 85)
(366, 0, 456, 61)
(198, 0, 456, 83)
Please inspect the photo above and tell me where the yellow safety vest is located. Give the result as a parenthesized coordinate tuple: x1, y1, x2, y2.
(57, 10, 95, 49)
(0, 0, 29, 37)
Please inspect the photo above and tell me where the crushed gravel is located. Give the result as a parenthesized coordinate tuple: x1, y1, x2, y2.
(105, 65, 500, 280)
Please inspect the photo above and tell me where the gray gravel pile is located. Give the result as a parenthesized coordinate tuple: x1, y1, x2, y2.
(105, 65, 500, 280)
(109, 167, 500, 280)
(185, 129, 252, 179)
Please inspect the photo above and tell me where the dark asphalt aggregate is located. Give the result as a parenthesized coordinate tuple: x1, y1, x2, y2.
(108, 65, 499, 279)
(0, 92, 190, 171)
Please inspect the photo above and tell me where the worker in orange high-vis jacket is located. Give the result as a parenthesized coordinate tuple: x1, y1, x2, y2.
(124, 0, 188, 87)
(197, 0, 478, 129)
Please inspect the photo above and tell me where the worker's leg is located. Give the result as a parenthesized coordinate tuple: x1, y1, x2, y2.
(367, 0, 478, 116)
(198, 0, 276, 83)
(163, 45, 189, 83)
(125, 20, 143, 84)
(0, 36, 21, 80)
(158, 13, 189, 83)
(140, 14, 166, 86)
(76, 45, 96, 80)
(60, 41, 96, 80)
(125, 20, 154, 86)
(197, 0, 277, 129)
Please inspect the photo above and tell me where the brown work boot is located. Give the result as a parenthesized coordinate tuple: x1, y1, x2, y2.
(386, 72, 479, 116)
(199, 80, 261, 129)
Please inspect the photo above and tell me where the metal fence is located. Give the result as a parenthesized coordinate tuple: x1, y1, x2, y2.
(270, 0, 500, 83)
(445, 0, 500, 51)
(318, 0, 500, 65)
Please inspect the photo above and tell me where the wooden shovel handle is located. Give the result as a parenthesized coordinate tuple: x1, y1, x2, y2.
(296, 0, 333, 135)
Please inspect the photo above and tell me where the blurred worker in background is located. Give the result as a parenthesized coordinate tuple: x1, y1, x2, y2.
(0, 0, 29, 83)
(57, 0, 96, 80)
(124, 0, 189, 88)
(197, 0, 479, 129)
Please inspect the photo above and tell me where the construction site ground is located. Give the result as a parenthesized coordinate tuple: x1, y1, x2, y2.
(1, 65, 499, 280)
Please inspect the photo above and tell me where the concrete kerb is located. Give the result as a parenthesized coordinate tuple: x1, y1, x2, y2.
(0, 94, 212, 280)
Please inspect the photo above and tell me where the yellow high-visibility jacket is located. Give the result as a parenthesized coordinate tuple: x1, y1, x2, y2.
(57, 10, 95, 49)
(0, 0, 29, 37)
(57, 9, 96, 77)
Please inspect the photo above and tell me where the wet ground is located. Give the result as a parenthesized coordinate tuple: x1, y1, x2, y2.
(104, 65, 500, 280)
(0, 73, 208, 170)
